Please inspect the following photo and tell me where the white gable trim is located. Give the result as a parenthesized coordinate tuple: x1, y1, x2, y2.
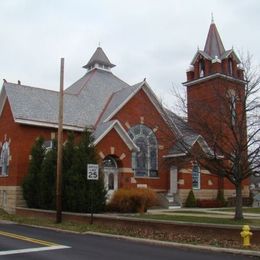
(0, 87, 17, 124)
(142, 82, 166, 116)
(191, 50, 212, 65)
(193, 135, 214, 156)
(0, 94, 7, 117)
(163, 153, 187, 158)
(165, 135, 213, 158)
(103, 81, 177, 136)
(15, 118, 85, 132)
(94, 120, 139, 152)
(104, 82, 143, 122)
(183, 73, 246, 87)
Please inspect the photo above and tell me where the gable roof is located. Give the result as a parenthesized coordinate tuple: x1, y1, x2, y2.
(164, 110, 213, 158)
(2, 82, 81, 130)
(95, 81, 143, 126)
(191, 50, 213, 65)
(93, 120, 139, 151)
(1, 69, 129, 130)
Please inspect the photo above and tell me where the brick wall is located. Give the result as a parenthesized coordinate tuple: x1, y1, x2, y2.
(109, 88, 174, 191)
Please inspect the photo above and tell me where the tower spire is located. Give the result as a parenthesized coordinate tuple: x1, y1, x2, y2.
(204, 20, 225, 58)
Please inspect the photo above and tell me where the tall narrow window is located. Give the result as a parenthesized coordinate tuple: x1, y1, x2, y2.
(0, 136, 11, 176)
(228, 58, 233, 76)
(128, 124, 158, 177)
(192, 162, 200, 189)
(199, 58, 205, 77)
(230, 95, 236, 126)
(227, 89, 237, 127)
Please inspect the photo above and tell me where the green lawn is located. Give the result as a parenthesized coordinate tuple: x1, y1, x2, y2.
(135, 214, 260, 226)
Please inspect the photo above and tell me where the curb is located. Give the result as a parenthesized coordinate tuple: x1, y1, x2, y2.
(84, 231, 260, 257)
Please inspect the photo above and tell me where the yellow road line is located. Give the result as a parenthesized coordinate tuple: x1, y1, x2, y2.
(0, 230, 59, 247)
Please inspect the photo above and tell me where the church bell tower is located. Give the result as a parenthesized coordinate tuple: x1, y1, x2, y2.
(183, 19, 246, 150)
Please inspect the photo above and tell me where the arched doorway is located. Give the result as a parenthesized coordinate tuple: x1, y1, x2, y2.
(103, 156, 118, 196)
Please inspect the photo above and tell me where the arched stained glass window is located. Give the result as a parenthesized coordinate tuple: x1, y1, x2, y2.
(128, 124, 158, 177)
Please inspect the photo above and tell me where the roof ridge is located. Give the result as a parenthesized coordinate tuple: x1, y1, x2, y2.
(65, 69, 97, 95)
(108, 73, 130, 88)
(4, 82, 59, 94)
(94, 92, 115, 128)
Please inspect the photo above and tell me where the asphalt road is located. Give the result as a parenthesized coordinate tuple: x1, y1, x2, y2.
(0, 222, 256, 259)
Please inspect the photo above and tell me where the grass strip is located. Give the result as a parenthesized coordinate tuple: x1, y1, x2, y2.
(134, 214, 260, 226)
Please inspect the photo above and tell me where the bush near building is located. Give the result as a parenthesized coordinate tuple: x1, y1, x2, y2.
(185, 190, 197, 207)
(107, 188, 158, 213)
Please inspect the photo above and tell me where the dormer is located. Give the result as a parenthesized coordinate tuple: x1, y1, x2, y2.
(83, 47, 116, 72)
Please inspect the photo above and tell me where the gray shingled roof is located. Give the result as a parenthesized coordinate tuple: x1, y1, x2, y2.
(83, 47, 115, 69)
(166, 110, 200, 155)
(2, 69, 130, 129)
(93, 120, 115, 141)
(3, 82, 83, 129)
(96, 81, 143, 126)
(67, 70, 130, 126)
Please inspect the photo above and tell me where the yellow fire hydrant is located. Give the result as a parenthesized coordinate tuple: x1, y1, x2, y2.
(240, 225, 252, 247)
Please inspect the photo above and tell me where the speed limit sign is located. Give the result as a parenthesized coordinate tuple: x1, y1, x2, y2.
(87, 164, 99, 180)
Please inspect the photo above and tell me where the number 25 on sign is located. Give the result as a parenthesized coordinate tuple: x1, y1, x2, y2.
(87, 164, 99, 180)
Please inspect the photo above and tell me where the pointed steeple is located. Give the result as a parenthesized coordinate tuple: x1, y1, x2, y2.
(204, 20, 225, 58)
(83, 47, 115, 71)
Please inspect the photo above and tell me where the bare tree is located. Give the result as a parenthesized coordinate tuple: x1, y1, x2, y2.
(172, 53, 260, 220)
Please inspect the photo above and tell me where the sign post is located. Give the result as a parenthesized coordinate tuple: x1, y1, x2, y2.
(87, 164, 99, 224)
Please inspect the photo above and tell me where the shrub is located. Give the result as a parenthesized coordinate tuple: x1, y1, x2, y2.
(185, 190, 197, 207)
(23, 129, 106, 213)
(22, 137, 45, 208)
(107, 188, 158, 213)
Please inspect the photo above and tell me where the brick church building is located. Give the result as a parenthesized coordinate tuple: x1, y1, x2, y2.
(0, 21, 249, 213)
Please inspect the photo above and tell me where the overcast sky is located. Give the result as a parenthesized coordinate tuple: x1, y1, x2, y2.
(0, 0, 259, 108)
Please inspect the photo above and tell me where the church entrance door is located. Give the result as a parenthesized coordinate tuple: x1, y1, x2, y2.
(103, 156, 118, 197)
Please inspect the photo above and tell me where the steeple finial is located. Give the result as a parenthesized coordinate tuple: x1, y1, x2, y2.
(211, 12, 214, 23)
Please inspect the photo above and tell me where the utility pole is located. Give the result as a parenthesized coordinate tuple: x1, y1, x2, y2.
(56, 58, 64, 223)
